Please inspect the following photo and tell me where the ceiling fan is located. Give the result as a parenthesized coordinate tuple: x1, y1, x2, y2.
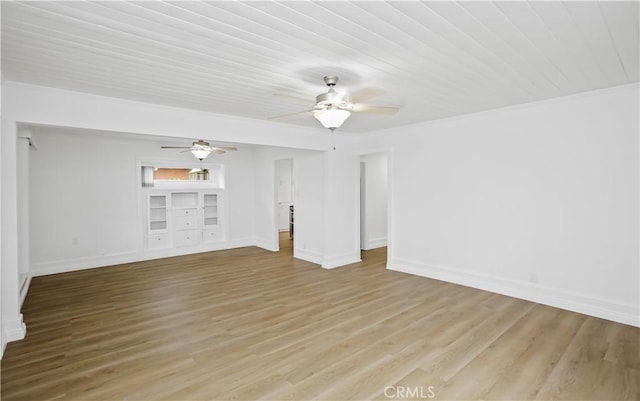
(161, 140, 238, 160)
(271, 76, 400, 131)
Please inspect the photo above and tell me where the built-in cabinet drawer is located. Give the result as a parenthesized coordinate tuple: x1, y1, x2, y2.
(202, 228, 221, 242)
(174, 214, 198, 230)
(148, 234, 170, 249)
(174, 230, 199, 247)
(174, 208, 197, 217)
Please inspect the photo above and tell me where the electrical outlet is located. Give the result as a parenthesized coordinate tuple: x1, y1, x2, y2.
(72, 237, 79, 245)
(528, 272, 538, 284)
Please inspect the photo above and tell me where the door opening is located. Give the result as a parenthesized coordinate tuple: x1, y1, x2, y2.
(359, 153, 389, 263)
(276, 158, 294, 253)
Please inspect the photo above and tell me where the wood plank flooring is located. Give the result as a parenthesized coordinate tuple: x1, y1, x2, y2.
(2, 233, 638, 400)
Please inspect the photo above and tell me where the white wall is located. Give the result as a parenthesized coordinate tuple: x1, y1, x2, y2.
(368, 84, 640, 326)
(322, 148, 361, 268)
(221, 148, 257, 247)
(360, 152, 388, 250)
(251, 147, 281, 251)
(294, 152, 326, 264)
(30, 130, 138, 270)
(28, 128, 257, 275)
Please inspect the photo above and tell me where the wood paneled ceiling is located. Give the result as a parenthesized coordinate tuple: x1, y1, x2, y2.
(2, 1, 638, 133)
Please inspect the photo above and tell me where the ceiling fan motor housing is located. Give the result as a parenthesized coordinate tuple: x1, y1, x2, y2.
(316, 75, 350, 109)
(323, 75, 339, 86)
(316, 90, 350, 108)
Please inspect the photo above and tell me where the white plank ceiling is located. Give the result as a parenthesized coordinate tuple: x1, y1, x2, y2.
(2, 1, 638, 133)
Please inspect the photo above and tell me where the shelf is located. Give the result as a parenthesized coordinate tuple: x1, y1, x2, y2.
(150, 221, 167, 230)
(204, 194, 218, 206)
(149, 196, 166, 208)
(172, 192, 198, 208)
(147, 190, 223, 249)
(204, 217, 218, 225)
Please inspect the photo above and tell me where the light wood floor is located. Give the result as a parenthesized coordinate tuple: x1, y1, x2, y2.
(2, 233, 638, 400)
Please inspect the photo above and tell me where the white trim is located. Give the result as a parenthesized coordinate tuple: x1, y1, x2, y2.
(386, 147, 395, 265)
(19, 275, 32, 307)
(145, 240, 257, 260)
(389, 258, 640, 327)
(363, 236, 387, 250)
(352, 155, 362, 262)
(31, 251, 143, 277)
(322, 251, 361, 269)
(3, 314, 26, 343)
(366, 83, 640, 136)
(30, 238, 258, 277)
(294, 248, 323, 265)
(225, 237, 256, 250)
(255, 237, 278, 252)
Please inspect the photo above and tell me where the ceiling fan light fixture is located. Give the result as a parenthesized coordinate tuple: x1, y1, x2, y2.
(313, 108, 351, 130)
(191, 148, 211, 160)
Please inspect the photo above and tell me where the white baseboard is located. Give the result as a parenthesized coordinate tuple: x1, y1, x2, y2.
(30, 238, 259, 277)
(294, 248, 323, 265)
(224, 237, 256, 250)
(19, 275, 32, 307)
(389, 258, 640, 327)
(3, 314, 26, 344)
(363, 236, 387, 250)
(31, 251, 143, 277)
(254, 237, 278, 252)
(322, 251, 362, 269)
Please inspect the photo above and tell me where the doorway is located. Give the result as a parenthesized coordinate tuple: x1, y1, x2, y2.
(276, 158, 294, 253)
(359, 152, 389, 263)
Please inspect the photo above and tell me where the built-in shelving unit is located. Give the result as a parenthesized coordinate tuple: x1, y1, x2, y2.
(148, 195, 168, 232)
(202, 193, 220, 243)
(144, 190, 224, 252)
(203, 194, 218, 226)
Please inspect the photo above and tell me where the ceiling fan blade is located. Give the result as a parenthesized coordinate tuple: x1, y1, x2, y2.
(180, 148, 226, 155)
(269, 110, 313, 121)
(161, 146, 191, 149)
(348, 87, 386, 103)
(210, 146, 238, 152)
(352, 103, 400, 115)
